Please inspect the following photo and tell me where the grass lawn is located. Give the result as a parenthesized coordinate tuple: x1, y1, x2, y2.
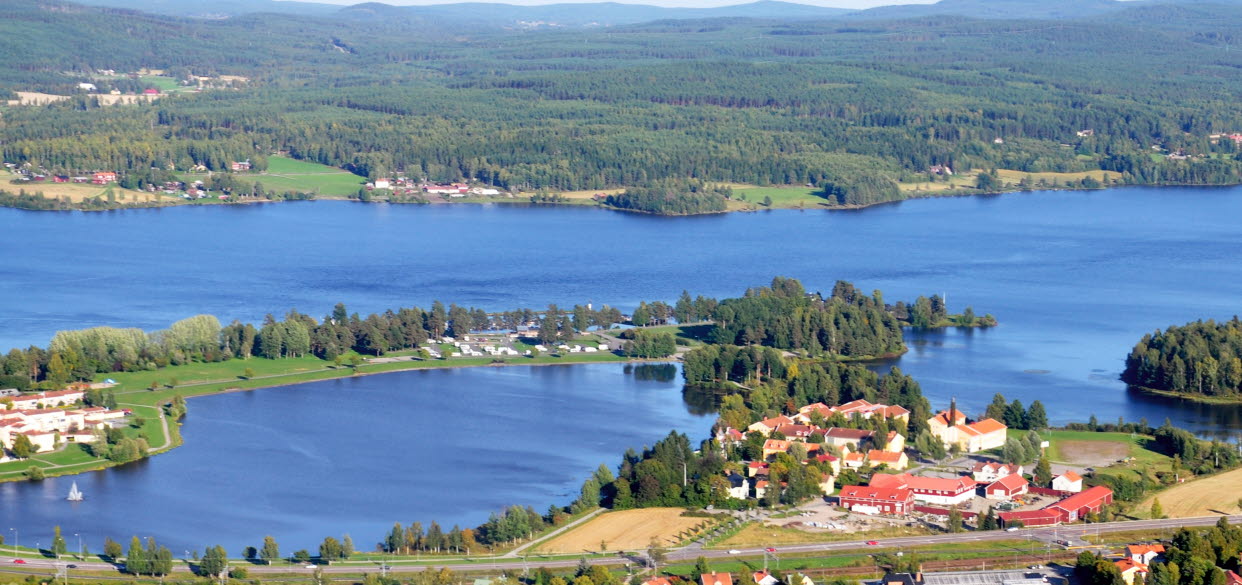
(732, 185, 827, 209)
(627, 323, 714, 346)
(995, 169, 1122, 185)
(140, 75, 184, 92)
(254, 156, 365, 196)
(710, 522, 933, 548)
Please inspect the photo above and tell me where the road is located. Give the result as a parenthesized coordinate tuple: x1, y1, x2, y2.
(7, 515, 1238, 577)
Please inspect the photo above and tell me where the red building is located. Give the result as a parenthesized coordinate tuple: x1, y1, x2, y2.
(985, 474, 1030, 500)
(838, 485, 915, 516)
(1046, 485, 1113, 522)
(998, 509, 1062, 527)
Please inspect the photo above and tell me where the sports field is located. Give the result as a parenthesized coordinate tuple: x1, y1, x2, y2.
(535, 508, 706, 553)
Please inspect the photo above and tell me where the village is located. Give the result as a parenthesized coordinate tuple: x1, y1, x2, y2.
(0, 386, 132, 462)
(711, 398, 1115, 534)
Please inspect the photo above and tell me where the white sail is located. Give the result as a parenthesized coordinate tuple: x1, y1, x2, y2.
(67, 482, 83, 501)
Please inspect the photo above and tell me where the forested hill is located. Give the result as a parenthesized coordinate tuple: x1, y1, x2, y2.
(4, 0, 1242, 205)
(1122, 319, 1242, 401)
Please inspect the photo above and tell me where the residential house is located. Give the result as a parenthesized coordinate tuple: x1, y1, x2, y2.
(746, 461, 770, 477)
(701, 573, 734, 585)
(985, 474, 1030, 501)
(841, 448, 865, 469)
(972, 461, 1022, 483)
(9, 389, 86, 409)
(812, 453, 841, 475)
(753, 571, 779, 585)
(644, 578, 674, 585)
(885, 431, 906, 453)
(748, 415, 794, 435)
(1126, 544, 1165, 565)
(819, 473, 835, 495)
(1225, 571, 1242, 585)
(866, 450, 909, 470)
(374, 178, 392, 189)
(1052, 471, 1083, 492)
(774, 423, 817, 441)
(143, 88, 160, 95)
(92, 171, 118, 185)
(755, 479, 772, 499)
(725, 473, 749, 500)
(822, 427, 874, 449)
(837, 485, 914, 516)
(230, 161, 251, 171)
(762, 439, 792, 459)
(1114, 560, 1149, 585)
(870, 473, 976, 506)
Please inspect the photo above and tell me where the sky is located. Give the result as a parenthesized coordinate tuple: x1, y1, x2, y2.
(284, 0, 940, 8)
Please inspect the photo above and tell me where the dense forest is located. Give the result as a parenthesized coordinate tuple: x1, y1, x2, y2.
(705, 278, 905, 358)
(1122, 318, 1242, 400)
(4, 0, 1242, 208)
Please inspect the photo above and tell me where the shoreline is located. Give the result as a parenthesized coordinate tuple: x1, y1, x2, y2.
(5, 179, 1242, 215)
(1128, 384, 1242, 405)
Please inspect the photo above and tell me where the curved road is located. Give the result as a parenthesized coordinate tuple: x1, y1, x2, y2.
(6, 515, 1238, 577)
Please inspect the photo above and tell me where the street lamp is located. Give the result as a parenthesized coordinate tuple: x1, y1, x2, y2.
(9, 528, 16, 558)
(74, 534, 81, 560)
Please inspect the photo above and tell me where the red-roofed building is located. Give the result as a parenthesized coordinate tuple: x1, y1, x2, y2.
(701, 573, 734, 585)
(866, 449, 909, 470)
(1052, 471, 1083, 492)
(762, 439, 792, 459)
(746, 461, 770, 477)
(1126, 544, 1165, 565)
(92, 171, 118, 185)
(1115, 559, 1150, 585)
(838, 485, 914, 516)
(823, 427, 874, 449)
(1225, 571, 1242, 585)
(775, 423, 817, 440)
(749, 415, 794, 435)
(644, 578, 674, 585)
(1045, 485, 1113, 522)
(985, 474, 1029, 500)
(869, 473, 976, 506)
(753, 571, 779, 585)
(997, 509, 1062, 527)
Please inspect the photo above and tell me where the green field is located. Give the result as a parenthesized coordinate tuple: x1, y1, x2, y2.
(139, 75, 184, 92)
(732, 186, 827, 209)
(257, 156, 365, 196)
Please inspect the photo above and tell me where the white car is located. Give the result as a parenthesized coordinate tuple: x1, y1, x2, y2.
(1007, 527, 1020, 532)
(304, 564, 316, 569)
(728, 550, 741, 555)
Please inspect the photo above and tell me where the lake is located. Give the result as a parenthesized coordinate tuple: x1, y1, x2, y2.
(3, 186, 1242, 550)
(0, 363, 710, 553)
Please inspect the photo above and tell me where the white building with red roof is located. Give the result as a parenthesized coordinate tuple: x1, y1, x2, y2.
(972, 461, 1023, 483)
(870, 473, 976, 506)
(1052, 471, 1083, 492)
(838, 485, 914, 516)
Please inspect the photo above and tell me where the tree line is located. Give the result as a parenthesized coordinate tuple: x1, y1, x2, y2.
(1122, 318, 1242, 399)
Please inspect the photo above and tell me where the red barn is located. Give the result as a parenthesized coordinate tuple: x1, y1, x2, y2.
(838, 485, 914, 516)
(985, 474, 1030, 500)
(1046, 485, 1113, 522)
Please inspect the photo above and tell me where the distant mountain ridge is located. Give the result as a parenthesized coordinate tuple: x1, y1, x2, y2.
(50, 0, 1242, 28)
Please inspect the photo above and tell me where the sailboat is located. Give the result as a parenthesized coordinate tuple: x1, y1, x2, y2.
(67, 482, 83, 501)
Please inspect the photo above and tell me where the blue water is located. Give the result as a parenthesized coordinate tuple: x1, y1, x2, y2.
(2, 187, 1242, 551)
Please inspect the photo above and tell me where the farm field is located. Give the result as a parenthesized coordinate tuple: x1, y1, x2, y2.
(711, 521, 933, 548)
(534, 508, 706, 553)
(995, 169, 1122, 184)
(257, 156, 366, 196)
(731, 185, 827, 208)
(1139, 467, 1242, 518)
(2, 178, 173, 204)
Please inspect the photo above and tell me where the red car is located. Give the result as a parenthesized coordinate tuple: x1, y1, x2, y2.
(866, 541, 880, 546)
(765, 547, 777, 552)
(12, 559, 27, 564)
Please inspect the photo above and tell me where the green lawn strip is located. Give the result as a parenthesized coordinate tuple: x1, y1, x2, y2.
(733, 186, 825, 208)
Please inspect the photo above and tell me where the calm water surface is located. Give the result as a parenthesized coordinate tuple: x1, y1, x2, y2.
(3, 187, 1242, 550)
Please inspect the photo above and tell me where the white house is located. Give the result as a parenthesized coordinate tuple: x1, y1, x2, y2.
(1052, 471, 1084, 492)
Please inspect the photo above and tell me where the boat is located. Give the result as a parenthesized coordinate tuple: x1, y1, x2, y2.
(67, 482, 83, 501)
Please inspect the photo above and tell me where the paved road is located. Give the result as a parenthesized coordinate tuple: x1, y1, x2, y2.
(7, 515, 1237, 577)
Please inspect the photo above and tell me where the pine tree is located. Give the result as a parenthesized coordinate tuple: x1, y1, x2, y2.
(1151, 499, 1164, 519)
